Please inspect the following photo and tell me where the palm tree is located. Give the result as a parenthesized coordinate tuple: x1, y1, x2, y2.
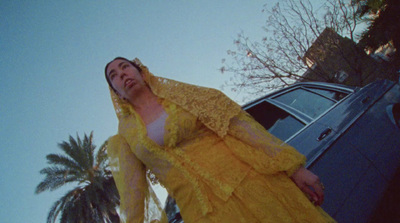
(35, 132, 120, 223)
(355, 0, 386, 16)
(355, 0, 400, 65)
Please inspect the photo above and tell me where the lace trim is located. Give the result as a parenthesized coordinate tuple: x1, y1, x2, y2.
(161, 99, 179, 147)
(110, 58, 242, 138)
(226, 110, 306, 176)
(119, 106, 213, 215)
(107, 135, 167, 223)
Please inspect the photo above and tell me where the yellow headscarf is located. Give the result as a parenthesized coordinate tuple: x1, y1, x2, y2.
(109, 58, 242, 138)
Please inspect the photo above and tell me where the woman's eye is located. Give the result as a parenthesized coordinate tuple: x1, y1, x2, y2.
(109, 74, 116, 80)
(122, 64, 129, 69)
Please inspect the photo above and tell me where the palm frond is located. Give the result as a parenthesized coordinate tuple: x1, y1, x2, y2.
(47, 187, 84, 223)
(46, 154, 83, 172)
(58, 140, 88, 170)
(95, 141, 110, 171)
(83, 132, 96, 169)
(47, 199, 62, 223)
(37, 132, 120, 222)
(36, 166, 78, 193)
(36, 172, 81, 193)
(76, 134, 93, 171)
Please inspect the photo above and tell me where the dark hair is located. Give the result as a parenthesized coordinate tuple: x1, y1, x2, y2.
(104, 57, 142, 93)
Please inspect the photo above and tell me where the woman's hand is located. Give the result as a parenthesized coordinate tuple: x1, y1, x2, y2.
(290, 167, 324, 206)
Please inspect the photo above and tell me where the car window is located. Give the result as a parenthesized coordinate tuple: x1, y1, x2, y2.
(246, 101, 305, 141)
(310, 88, 348, 102)
(273, 88, 340, 119)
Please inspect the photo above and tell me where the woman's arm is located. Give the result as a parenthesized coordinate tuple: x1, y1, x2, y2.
(226, 110, 306, 175)
(107, 135, 147, 222)
(227, 110, 325, 205)
(107, 135, 167, 222)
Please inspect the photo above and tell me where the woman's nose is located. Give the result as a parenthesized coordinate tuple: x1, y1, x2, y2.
(120, 72, 127, 80)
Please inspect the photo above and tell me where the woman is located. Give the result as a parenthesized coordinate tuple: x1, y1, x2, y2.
(105, 57, 336, 223)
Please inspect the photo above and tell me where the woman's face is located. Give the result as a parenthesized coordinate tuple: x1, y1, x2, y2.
(106, 59, 146, 100)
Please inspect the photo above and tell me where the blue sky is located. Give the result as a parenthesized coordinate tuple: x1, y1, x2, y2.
(0, 1, 325, 222)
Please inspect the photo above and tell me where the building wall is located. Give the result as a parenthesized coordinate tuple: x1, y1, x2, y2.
(302, 28, 398, 86)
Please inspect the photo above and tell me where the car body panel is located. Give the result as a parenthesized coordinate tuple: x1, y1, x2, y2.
(243, 80, 400, 222)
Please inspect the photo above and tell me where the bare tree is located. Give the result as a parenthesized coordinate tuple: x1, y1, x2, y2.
(221, 0, 362, 97)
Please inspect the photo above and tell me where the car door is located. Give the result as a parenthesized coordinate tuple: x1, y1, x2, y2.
(308, 81, 400, 222)
(315, 80, 395, 134)
(261, 84, 351, 162)
(245, 81, 400, 222)
(244, 84, 356, 220)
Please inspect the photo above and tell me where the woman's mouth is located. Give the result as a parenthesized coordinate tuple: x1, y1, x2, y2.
(124, 79, 135, 88)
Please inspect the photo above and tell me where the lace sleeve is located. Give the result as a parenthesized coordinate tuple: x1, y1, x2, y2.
(226, 110, 306, 176)
(107, 135, 167, 223)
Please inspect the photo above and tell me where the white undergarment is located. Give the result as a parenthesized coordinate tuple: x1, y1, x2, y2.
(146, 111, 168, 146)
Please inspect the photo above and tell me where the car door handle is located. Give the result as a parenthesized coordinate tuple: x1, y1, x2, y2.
(317, 128, 332, 141)
(362, 96, 371, 104)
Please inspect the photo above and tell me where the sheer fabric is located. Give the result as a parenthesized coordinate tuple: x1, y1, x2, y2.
(106, 59, 336, 222)
(108, 135, 167, 223)
(110, 58, 242, 138)
(146, 111, 168, 146)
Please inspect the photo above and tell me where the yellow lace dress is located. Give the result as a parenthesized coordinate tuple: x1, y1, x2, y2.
(108, 99, 335, 223)
(106, 58, 336, 223)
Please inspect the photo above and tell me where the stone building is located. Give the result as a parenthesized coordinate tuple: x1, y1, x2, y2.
(301, 28, 397, 86)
